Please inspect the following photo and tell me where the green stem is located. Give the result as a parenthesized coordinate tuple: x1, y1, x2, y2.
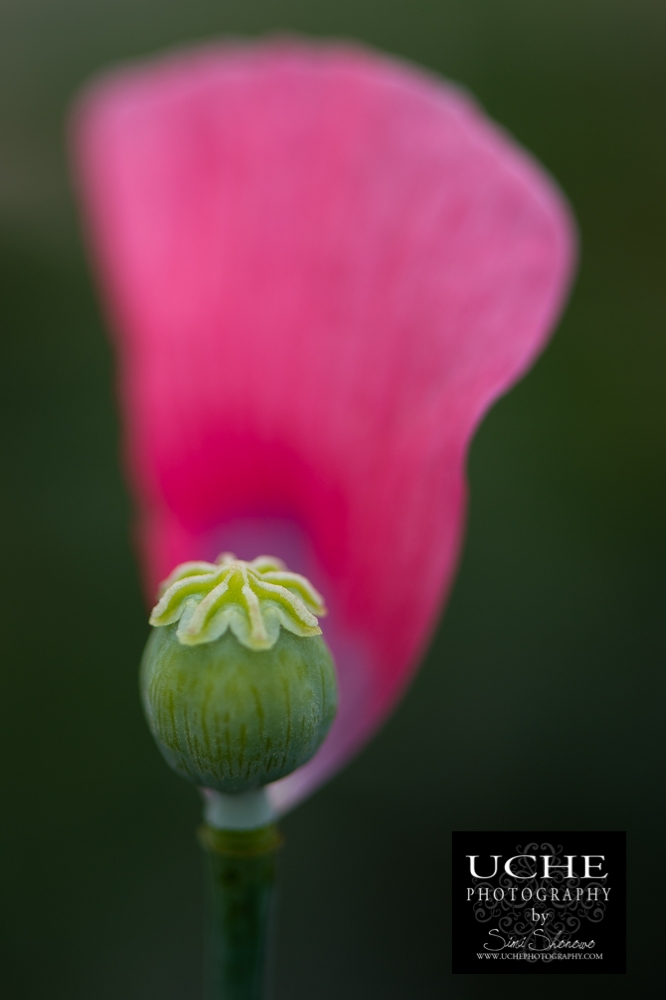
(199, 824, 282, 1000)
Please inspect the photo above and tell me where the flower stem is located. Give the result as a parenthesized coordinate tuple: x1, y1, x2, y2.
(199, 824, 282, 1000)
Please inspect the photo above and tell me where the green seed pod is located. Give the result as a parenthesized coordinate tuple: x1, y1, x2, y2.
(140, 554, 338, 793)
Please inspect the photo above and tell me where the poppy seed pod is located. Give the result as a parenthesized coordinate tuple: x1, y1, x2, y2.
(140, 554, 338, 793)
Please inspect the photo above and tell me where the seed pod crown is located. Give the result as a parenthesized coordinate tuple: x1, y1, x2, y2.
(149, 553, 326, 650)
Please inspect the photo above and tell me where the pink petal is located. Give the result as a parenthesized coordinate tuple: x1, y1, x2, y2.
(72, 39, 575, 813)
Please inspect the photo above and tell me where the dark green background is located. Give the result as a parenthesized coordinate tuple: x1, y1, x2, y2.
(1, 2, 664, 997)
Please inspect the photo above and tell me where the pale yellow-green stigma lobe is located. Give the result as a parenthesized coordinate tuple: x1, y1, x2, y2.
(149, 553, 326, 650)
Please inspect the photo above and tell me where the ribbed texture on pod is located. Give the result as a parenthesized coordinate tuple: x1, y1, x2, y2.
(140, 625, 337, 792)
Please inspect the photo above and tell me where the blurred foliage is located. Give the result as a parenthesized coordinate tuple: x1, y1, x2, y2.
(1, 2, 664, 997)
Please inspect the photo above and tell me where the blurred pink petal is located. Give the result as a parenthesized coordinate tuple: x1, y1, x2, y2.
(72, 39, 575, 813)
